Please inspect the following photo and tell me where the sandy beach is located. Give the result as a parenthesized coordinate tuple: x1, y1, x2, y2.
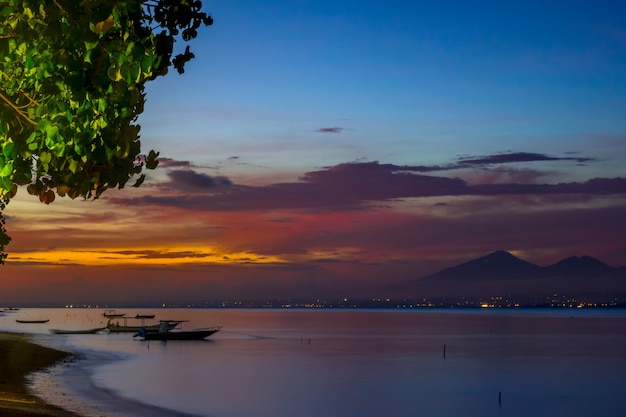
(0, 332, 82, 417)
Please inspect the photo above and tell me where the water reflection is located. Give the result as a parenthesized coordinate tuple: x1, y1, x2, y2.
(2, 308, 625, 417)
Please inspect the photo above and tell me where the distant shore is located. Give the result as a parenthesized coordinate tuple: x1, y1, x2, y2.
(0, 332, 82, 417)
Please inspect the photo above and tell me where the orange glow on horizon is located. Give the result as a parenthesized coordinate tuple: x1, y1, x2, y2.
(8, 245, 286, 267)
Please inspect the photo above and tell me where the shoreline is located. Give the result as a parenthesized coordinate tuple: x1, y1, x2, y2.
(0, 331, 83, 417)
(4, 331, 203, 417)
(28, 346, 199, 417)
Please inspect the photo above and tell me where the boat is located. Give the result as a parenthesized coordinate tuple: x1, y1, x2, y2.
(49, 327, 106, 334)
(16, 319, 49, 323)
(135, 314, 155, 319)
(102, 309, 126, 318)
(136, 320, 221, 341)
(106, 316, 179, 333)
(143, 328, 221, 341)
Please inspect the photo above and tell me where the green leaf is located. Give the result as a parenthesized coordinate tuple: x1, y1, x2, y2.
(2, 142, 14, 159)
(97, 98, 107, 113)
(0, 163, 12, 178)
(39, 151, 52, 165)
(69, 159, 79, 174)
(45, 124, 59, 142)
(107, 65, 121, 81)
(0, 177, 13, 193)
(85, 40, 98, 51)
(140, 55, 153, 76)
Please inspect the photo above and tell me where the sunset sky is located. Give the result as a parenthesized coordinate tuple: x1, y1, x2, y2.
(2, 0, 626, 306)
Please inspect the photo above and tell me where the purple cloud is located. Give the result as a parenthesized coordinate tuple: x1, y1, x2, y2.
(167, 170, 232, 190)
(110, 161, 626, 212)
(458, 152, 595, 166)
(156, 158, 193, 169)
(316, 127, 343, 133)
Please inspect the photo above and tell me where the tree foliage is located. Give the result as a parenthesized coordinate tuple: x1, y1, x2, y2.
(0, 0, 213, 262)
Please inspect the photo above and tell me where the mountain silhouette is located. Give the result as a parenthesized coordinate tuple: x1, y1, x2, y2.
(543, 255, 617, 278)
(399, 250, 626, 299)
(417, 250, 541, 282)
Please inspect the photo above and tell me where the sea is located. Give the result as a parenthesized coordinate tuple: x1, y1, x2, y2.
(1, 307, 625, 417)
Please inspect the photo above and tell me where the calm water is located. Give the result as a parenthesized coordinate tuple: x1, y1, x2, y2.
(1, 308, 625, 417)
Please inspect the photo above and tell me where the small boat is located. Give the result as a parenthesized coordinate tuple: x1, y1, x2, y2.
(16, 319, 49, 323)
(107, 316, 179, 333)
(49, 327, 106, 334)
(136, 321, 221, 341)
(143, 328, 221, 341)
(102, 309, 125, 318)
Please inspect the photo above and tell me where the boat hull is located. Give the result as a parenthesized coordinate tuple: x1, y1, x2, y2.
(50, 327, 105, 334)
(16, 319, 49, 323)
(143, 328, 220, 341)
(107, 322, 178, 333)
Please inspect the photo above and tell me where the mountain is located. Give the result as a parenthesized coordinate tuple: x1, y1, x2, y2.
(397, 251, 626, 299)
(543, 256, 617, 278)
(417, 250, 541, 282)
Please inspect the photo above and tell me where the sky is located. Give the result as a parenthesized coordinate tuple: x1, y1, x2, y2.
(2, 0, 626, 306)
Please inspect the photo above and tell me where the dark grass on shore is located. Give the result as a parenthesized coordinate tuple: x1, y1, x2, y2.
(0, 332, 83, 416)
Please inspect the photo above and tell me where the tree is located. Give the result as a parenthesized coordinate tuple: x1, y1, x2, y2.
(0, 0, 213, 262)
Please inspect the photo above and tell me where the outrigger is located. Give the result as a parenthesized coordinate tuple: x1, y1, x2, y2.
(107, 315, 179, 333)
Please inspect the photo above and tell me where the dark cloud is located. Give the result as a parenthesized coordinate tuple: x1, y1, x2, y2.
(472, 177, 626, 196)
(461, 166, 556, 185)
(110, 162, 466, 211)
(458, 152, 595, 166)
(167, 170, 232, 190)
(103, 249, 216, 259)
(156, 158, 193, 169)
(316, 127, 343, 133)
(110, 161, 626, 213)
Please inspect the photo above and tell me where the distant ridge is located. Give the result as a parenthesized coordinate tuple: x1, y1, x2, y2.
(417, 250, 541, 282)
(398, 251, 626, 298)
(543, 256, 616, 278)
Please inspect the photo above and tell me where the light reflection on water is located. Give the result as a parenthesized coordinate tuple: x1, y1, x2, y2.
(1, 308, 625, 417)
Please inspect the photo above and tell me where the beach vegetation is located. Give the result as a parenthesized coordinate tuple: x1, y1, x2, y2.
(0, 0, 213, 262)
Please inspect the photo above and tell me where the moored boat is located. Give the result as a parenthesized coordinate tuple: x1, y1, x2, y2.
(102, 309, 125, 318)
(16, 319, 49, 323)
(49, 327, 106, 334)
(107, 316, 179, 333)
(143, 328, 221, 341)
(136, 320, 221, 341)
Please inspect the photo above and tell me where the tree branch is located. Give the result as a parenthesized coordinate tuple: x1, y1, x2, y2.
(0, 89, 38, 127)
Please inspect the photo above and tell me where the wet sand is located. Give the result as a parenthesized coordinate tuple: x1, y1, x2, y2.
(0, 332, 82, 417)
(29, 348, 201, 417)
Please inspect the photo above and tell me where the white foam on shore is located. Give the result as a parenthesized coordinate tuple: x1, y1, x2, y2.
(27, 347, 204, 417)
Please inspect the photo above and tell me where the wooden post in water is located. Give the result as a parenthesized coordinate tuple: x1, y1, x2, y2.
(443, 343, 446, 359)
(498, 391, 502, 406)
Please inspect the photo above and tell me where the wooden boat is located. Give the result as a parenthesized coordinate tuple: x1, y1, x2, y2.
(136, 320, 221, 341)
(143, 328, 221, 341)
(102, 309, 125, 318)
(16, 319, 49, 323)
(49, 327, 106, 334)
(107, 316, 179, 333)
